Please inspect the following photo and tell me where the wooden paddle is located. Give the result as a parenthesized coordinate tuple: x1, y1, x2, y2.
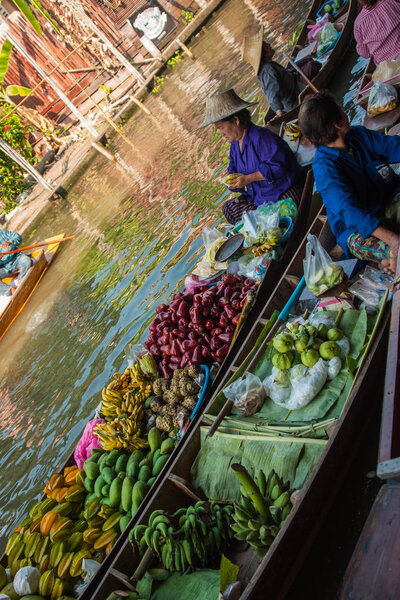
(207, 276, 306, 438)
(282, 51, 320, 94)
(0, 235, 75, 255)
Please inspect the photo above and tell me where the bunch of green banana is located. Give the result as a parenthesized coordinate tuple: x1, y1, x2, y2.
(129, 501, 233, 572)
(283, 121, 301, 140)
(231, 465, 292, 558)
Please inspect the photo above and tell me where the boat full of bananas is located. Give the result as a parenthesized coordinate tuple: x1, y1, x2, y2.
(3, 461, 121, 600)
(283, 121, 301, 140)
(129, 500, 234, 572)
(230, 464, 293, 558)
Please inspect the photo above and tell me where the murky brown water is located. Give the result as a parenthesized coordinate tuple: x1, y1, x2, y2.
(0, 0, 368, 549)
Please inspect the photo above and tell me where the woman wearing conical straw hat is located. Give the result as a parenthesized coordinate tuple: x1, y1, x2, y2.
(242, 29, 305, 122)
(198, 89, 305, 224)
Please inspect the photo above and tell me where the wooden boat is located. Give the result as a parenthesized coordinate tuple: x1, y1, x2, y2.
(336, 256, 400, 599)
(264, 0, 358, 133)
(355, 58, 400, 131)
(0, 234, 65, 340)
(377, 252, 400, 482)
(0, 180, 316, 595)
(87, 208, 390, 600)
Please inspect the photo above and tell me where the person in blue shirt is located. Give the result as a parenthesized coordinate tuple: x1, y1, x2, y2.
(199, 89, 305, 224)
(0, 229, 33, 296)
(298, 91, 400, 274)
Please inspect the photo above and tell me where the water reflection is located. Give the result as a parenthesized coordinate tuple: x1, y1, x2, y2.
(0, 0, 367, 548)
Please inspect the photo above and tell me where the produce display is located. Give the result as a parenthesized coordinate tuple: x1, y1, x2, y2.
(144, 274, 257, 376)
(4, 462, 119, 599)
(129, 501, 233, 572)
(323, 0, 342, 14)
(148, 366, 202, 433)
(283, 121, 301, 140)
(264, 314, 350, 409)
(231, 465, 292, 557)
(306, 262, 344, 296)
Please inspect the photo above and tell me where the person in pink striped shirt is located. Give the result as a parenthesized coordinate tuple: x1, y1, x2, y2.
(354, 0, 400, 64)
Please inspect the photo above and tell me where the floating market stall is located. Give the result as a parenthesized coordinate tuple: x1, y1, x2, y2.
(265, 0, 358, 132)
(83, 208, 392, 600)
(0, 177, 318, 600)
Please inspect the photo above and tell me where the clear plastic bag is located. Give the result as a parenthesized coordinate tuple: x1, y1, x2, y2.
(304, 234, 344, 296)
(256, 210, 280, 243)
(372, 58, 400, 83)
(223, 372, 265, 416)
(202, 227, 226, 263)
(124, 342, 145, 367)
(367, 81, 398, 117)
(317, 22, 339, 54)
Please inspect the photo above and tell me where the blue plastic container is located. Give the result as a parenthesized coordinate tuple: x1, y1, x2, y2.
(316, 0, 346, 19)
(190, 364, 210, 421)
(279, 216, 293, 244)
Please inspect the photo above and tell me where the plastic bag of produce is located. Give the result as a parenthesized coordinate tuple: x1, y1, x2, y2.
(74, 418, 105, 469)
(256, 209, 282, 244)
(13, 567, 40, 595)
(304, 234, 344, 296)
(372, 58, 400, 84)
(367, 81, 398, 117)
(316, 22, 339, 55)
(223, 372, 265, 416)
(202, 227, 226, 264)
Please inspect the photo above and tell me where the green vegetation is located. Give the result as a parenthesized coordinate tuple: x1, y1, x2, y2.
(167, 50, 184, 69)
(151, 75, 166, 94)
(0, 103, 35, 212)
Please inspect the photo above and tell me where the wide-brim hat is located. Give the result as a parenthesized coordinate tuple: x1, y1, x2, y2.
(242, 28, 263, 74)
(198, 89, 257, 129)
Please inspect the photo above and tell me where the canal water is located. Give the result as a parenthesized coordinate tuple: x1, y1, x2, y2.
(0, 0, 367, 549)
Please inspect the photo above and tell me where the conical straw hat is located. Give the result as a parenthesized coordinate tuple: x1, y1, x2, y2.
(242, 28, 263, 74)
(198, 89, 257, 129)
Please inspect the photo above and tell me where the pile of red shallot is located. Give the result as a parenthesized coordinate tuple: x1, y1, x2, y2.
(144, 274, 258, 378)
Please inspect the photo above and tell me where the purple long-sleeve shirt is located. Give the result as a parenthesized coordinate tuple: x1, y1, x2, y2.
(228, 123, 303, 206)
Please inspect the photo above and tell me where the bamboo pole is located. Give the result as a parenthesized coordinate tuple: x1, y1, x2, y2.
(5, 32, 99, 138)
(175, 37, 206, 72)
(0, 138, 54, 192)
(58, 0, 145, 85)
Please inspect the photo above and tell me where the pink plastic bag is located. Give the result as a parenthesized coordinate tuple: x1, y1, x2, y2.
(307, 15, 331, 44)
(74, 418, 104, 468)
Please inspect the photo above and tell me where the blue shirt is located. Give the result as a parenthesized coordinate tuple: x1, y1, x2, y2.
(0, 229, 21, 270)
(228, 123, 303, 206)
(313, 126, 400, 256)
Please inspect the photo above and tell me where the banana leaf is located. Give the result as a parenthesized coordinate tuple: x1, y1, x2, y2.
(5, 85, 32, 97)
(150, 569, 220, 599)
(10, 0, 42, 34)
(190, 427, 325, 502)
(30, 0, 61, 35)
(0, 40, 13, 83)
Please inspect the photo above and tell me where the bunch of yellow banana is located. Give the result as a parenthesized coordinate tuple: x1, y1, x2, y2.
(284, 122, 301, 140)
(94, 417, 148, 452)
(101, 363, 153, 421)
(252, 243, 274, 257)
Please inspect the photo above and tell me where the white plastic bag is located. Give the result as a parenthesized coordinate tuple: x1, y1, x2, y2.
(372, 58, 400, 83)
(241, 210, 258, 246)
(256, 209, 281, 244)
(367, 81, 398, 116)
(223, 372, 265, 416)
(317, 22, 339, 54)
(202, 227, 226, 263)
(13, 567, 40, 595)
(304, 234, 344, 296)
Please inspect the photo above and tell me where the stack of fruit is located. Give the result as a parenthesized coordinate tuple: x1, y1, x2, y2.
(146, 365, 202, 433)
(129, 501, 233, 572)
(323, 0, 342, 14)
(231, 464, 292, 557)
(100, 358, 156, 422)
(272, 319, 344, 371)
(4, 462, 120, 600)
(83, 429, 174, 529)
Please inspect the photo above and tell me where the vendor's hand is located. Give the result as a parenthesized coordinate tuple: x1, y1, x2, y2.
(275, 109, 284, 117)
(380, 233, 399, 275)
(228, 174, 248, 189)
(1, 241, 11, 250)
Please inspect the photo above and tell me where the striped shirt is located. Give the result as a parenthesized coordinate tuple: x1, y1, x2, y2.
(354, 0, 400, 65)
